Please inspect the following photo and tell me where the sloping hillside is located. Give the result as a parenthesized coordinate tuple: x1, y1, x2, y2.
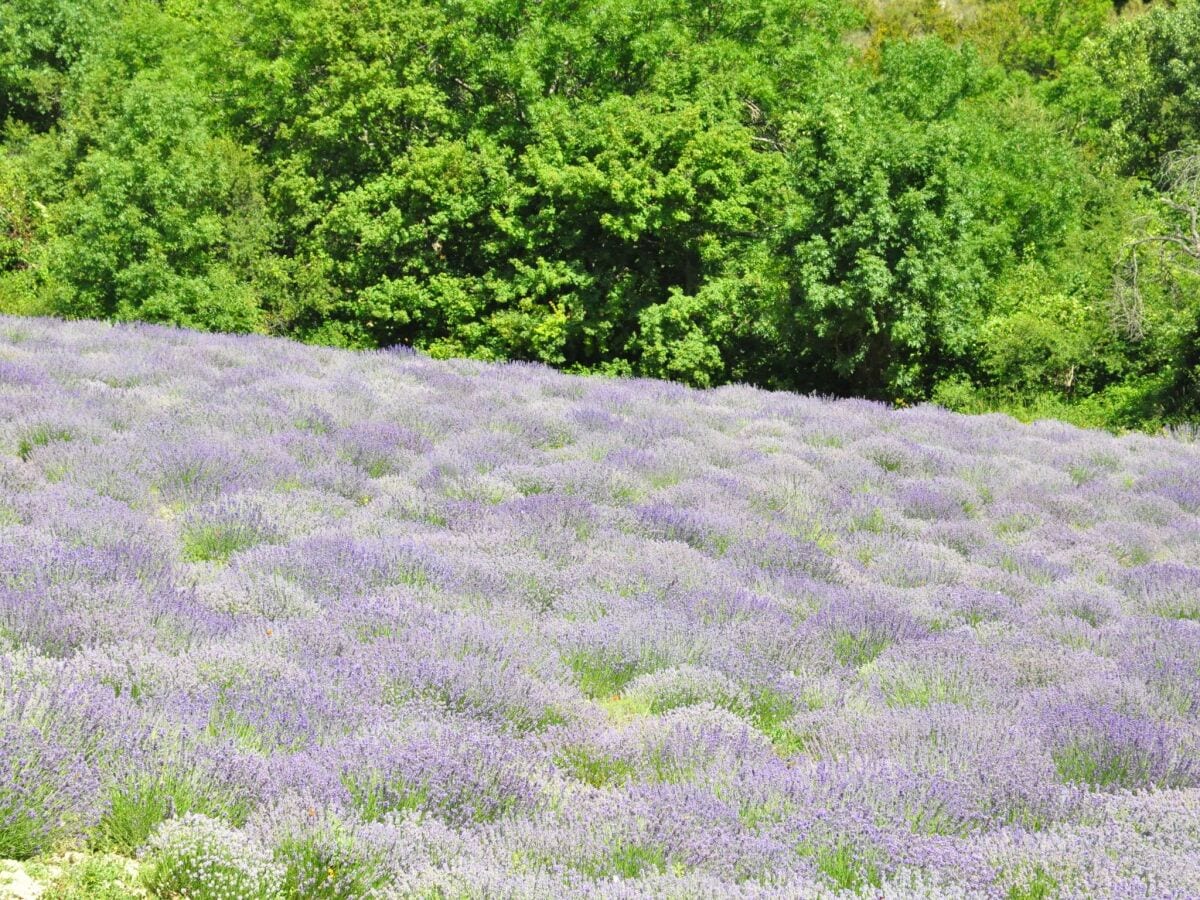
(2, 316, 1199, 897)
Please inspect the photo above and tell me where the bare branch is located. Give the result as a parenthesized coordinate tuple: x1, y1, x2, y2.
(1113, 147, 1200, 338)
(1112, 249, 1146, 340)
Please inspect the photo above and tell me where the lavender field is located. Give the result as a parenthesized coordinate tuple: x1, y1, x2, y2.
(2, 316, 1200, 898)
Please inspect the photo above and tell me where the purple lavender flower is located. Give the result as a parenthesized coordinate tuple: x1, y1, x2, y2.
(335, 721, 542, 826)
(1, 315, 1200, 894)
(0, 722, 101, 858)
(1038, 702, 1200, 791)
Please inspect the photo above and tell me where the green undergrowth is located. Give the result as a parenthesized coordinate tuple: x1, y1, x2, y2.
(93, 771, 253, 856)
(16, 426, 74, 462)
(179, 523, 265, 563)
(1005, 864, 1061, 900)
(797, 839, 884, 893)
(566, 651, 658, 699)
(1, 854, 144, 900)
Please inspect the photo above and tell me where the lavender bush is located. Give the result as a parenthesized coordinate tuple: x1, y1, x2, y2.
(141, 814, 282, 899)
(2, 315, 1200, 896)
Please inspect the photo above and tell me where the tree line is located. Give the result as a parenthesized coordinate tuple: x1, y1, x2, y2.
(2, 0, 1198, 429)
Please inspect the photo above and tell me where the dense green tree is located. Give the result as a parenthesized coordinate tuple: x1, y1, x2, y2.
(199, 0, 849, 380)
(854, 0, 1139, 74)
(39, 9, 280, 331)
(1055, 0, 1200, 175)
(760, 39, 1114, 401)
(1112, 149, 1200, 419)
(0, 0, 118, 130)
(0, 0, 1195, 428)
(0, 146, 50, 314)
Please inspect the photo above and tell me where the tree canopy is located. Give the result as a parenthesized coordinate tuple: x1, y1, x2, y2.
(2, 0, 1197, 428)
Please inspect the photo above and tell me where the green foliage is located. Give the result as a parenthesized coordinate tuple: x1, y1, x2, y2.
(1055, 0, 1200, 176)
(1, 0, 1197, 429)
(179, 523, 264, 563)
(566, 649, 652, 699)
(1049, 738, 1186, 790)
(554, 745, 637, 787)
(798, 838, 883, 893)
(0, 812, 45, 861)
(40, 854, 143, 900)
(744, 687, 805, 752)
(766, 41, 993, 398)
(832, 630, 892, 668)
(979, 277, 1117, 397)
(16, 424, 72, 461)
(1169, 311, 1200, 420)
(93, 769, 254, 855)
(0, 141, 55, 316)
(578, 843, 668, 880)
(47, 55, 276, 330)
(856, 0, 1129, 75)
(0, 0, 120, 131)
(1007, 865, 1060, 900)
